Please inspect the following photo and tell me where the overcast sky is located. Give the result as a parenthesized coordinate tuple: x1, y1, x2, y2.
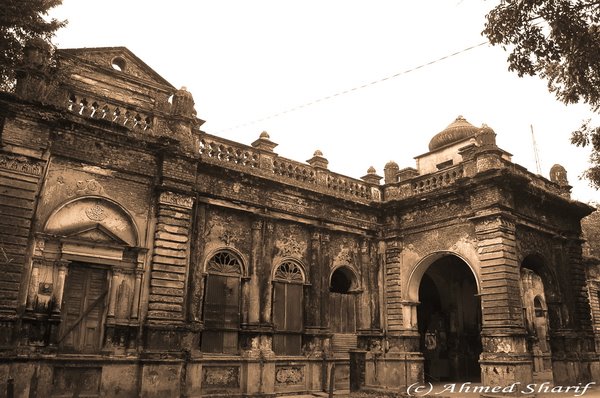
(48, 0, 598, 203)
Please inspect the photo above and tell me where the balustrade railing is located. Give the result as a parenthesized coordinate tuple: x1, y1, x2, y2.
(272, 159, 316, 184)
(66, 93, 153, 132)
(327, 173, 371, 200)
(411, 165, 464, 195)
(199, 138, 259, 168)
(198, 134, 376, 203)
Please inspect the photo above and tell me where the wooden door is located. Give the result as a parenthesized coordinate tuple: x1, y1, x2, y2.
(330, 293, 356, 333)
(202, 274, 240, 353)
(60, 264, 108, 353)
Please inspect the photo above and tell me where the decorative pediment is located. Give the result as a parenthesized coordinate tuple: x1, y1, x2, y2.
(65, 224, 130, 246)
(58, 47, 174, 89)
(45, 197, 138, 247)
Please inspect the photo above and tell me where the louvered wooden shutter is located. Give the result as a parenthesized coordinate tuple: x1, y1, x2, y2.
(202, 274, 240, 353)
(61, 266, 86, 350)
(273, 282, 303, 355)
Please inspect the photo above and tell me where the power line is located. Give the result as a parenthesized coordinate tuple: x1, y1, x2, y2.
(214, 41, 489, 134)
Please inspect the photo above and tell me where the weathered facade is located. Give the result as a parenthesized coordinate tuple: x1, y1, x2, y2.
(0, 42, 598, 397)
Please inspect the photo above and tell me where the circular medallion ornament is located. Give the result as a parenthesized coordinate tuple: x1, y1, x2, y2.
(85, 204, 107, 221)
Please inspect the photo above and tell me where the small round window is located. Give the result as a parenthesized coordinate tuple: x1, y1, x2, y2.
(111, 57, 126, 72)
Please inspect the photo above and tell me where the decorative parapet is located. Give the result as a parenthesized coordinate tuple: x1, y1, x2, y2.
(66, 92, 154, 132)
(383, 150, 571, 202)
(198, 133, 380, 204)
(506, 161, 571, 199)
(411, 165, 464, 195)
(383, 163, 465, 201)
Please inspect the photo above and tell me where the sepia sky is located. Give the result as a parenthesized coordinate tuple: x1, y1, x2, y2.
(48, 0, 598, 203)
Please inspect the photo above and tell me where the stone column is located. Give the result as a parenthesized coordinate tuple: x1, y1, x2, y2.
(26, 259, 42, 311)
(248, 220, 262, 325)
(305, 231, 322, 329)
(53, 260, 70, 313)
(377, 239, 386, 331)
(320, 233, 331, 328)
(474, 213, 533, 395)
(107, 268, 123, 318)
(401, 301, 419, 330)
(131, 268, 143, 320)
(261, 222, 275, 324)
(188, 202, 206, 323)
(358, 239, 372, 331)
(241, 277, 250, 325)
(369, 240, 381, 330)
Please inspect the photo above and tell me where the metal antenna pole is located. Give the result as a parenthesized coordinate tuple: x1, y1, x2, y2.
(531, 124, 542, 175)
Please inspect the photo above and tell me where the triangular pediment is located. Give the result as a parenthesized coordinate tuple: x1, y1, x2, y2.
(65, 224, 130, 246)
(58, 47, 174, 89)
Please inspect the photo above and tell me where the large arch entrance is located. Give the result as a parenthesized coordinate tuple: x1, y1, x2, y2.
(416, 255, 481, 382)
(520, 254, 555, 383)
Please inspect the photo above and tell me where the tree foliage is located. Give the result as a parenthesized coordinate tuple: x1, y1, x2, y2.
(0, 0, 65, 91)
(483, 0, 600, 188)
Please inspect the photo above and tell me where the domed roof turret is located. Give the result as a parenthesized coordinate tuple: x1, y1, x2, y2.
(428, 115, 479, 151)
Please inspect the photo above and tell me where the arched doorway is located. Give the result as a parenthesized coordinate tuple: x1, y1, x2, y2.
(416, 255, 481, 382)
(329, 265, 359, 390)
(520, 254, 555, 382)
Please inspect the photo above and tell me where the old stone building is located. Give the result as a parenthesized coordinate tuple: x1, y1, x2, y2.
(0, 42, 598, 397)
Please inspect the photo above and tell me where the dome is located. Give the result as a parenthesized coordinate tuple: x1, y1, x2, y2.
(384, 160, 399, 169)
(428, 115, 479, 151)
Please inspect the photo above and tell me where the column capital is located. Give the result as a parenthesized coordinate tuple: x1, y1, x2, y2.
(55, 259, 70, 270)
(470, 211, 516, 234)
(158, 190, 194, 210)
(251, 219, 263, 230)
(31, 257, 44, 268)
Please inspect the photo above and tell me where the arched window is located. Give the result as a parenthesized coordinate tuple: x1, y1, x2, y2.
(272, 260, 305, 355)
(534, 296, 545, 318)
(201, 251, 243, 354)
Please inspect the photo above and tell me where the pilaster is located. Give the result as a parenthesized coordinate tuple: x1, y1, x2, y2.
(473, 212, 533, 395)
(147, 191, 194, 322)
(384, 239, 403, 331)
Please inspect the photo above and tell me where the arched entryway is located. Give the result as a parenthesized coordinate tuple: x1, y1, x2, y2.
(416, 254, 481, 382)
(329, 265, 360, 390)
(520, 254, 556, 383)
